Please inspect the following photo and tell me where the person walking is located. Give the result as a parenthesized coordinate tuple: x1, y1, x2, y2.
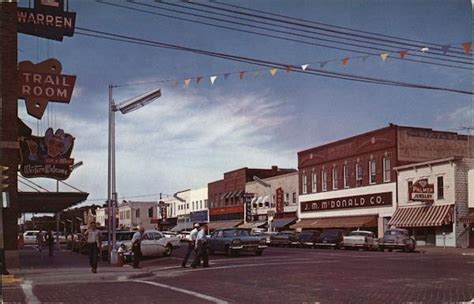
(36, 230, 44, 253)
(181, 223, 200, 268)
(46, 230, 55, 257)
(84, 222, 101, 273)
(191, 223, 209, 268)
(132, 227, 144, 269)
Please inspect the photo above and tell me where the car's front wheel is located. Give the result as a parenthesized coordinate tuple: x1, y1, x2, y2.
(163, 244, 173, 256)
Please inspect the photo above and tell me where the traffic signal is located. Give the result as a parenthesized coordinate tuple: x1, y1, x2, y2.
(245, 199, 252, 222)
(1, 165, 9, 191)
(1, 166, 10, 208)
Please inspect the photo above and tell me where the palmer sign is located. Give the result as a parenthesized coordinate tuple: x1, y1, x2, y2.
(301, 192, 392, 212)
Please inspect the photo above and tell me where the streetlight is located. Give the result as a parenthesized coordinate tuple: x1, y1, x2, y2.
(108, 84, 162, 264)
(253, 176, 272, 232)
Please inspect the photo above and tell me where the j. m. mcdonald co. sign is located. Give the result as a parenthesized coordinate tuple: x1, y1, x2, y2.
(17, 0, 76, 41)
(301, 192, 392, 212)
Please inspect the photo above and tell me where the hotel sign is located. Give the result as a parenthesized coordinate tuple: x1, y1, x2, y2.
(301, 192, 392, 212)
(276, 187, 284, 214)
(18, 58, 77, 119)
(19, 128, 75, 180)
(17, 0, 76, 41)
(410, 179, 434, 203)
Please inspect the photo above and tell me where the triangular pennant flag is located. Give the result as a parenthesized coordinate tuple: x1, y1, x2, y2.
(361, 55, 370, 62)
(172, 80, 179, 87)
(224, 73, 230, 80)
(441, 45, 450, 55)
(196, 77, 203, 84)
(285, 65, 292, 73)
(341, 58, 349, 65)
(399, 50, 408, 59)
(239, 71, 246, 80)
(210, 76, 217, 85)
(254, 71, 261, 77)
(184, 78, 192, 87)
(301, 64, 309, 71)
(320, 61, 328, 68)
(420, 47, 429, 53)
(463, 42, 472, 54)
(380, 52, 389, 62)
(270, 68, 278, 76)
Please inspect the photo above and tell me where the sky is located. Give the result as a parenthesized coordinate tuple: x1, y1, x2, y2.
(15, 0, 473, 207)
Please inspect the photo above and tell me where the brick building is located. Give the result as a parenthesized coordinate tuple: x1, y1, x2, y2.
(208, 166, 296, 230)
(293, 124, 474, 237)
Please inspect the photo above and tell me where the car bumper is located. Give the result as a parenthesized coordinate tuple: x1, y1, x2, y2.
(315, 243, 338, 247)
(230, 245, 267, 250)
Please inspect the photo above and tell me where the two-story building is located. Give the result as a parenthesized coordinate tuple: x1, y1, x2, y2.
(293, 124, 474, 237)
(117, 201, 158, 230)
(390, 157, 474, 248)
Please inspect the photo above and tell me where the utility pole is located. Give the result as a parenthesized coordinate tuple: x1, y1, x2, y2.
(0, 0, 19, 274)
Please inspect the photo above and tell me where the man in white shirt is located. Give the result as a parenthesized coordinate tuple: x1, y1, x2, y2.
(191, 223, 209, 268)
(132, 227, 144, 269)
(84, 222, 100, 273)
(181, 223, 199, 268)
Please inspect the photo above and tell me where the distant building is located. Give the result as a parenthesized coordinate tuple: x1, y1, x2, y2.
(294, 124, 474, 237)
(117, 201, 158, 230)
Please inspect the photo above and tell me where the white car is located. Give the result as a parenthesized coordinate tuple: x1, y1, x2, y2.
(121, 230, 180, 258)
(23, 230, 41, 245)
(342, 230, 377, 250)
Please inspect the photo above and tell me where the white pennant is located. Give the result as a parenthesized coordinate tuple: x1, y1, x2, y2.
(301, 64, 309, 71)
(210, 75, 217, 85)
(421, 47, 429, 53)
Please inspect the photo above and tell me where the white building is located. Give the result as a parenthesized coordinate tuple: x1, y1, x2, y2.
(391, 157, 474, 248)
(95, 207, 107, 228)
(118, 201, 158, 230)
(244, 171, 299, 230)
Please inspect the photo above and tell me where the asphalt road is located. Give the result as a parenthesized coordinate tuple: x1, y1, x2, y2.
(5, 245, 474, 304)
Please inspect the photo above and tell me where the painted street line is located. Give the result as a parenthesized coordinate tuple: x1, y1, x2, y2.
(20, 280, 41, 304)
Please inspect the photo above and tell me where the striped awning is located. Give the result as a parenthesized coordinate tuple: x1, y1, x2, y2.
(206, 220, 243, 231)
(291, 215, 377, 229)
(388, 204, 453, 228)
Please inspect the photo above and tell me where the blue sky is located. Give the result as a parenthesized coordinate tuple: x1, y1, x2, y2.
(16, 0, 472, 205)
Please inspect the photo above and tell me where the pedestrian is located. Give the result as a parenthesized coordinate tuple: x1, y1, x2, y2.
(36, 230, 44, 252)
(132, 227, 145, 269)
(181, 223, 200, 268)
(191, 223, 209, 269)
(46, 230, 55, 257)
(84, 222, 101, 273)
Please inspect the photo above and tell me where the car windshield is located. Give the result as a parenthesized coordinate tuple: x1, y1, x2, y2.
(117, 233, 134, 241)
(322, 230, 340, 236)
(350, 231, 372, 237)
(385, 230, 407, 236)
(223, 229, 250, 237)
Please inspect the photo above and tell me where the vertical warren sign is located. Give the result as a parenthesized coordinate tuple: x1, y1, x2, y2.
(17, 0, 76, 41)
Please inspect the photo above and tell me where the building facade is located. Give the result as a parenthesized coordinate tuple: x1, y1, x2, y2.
(245, 171, 299, 230)
(294, 124, 474, 237)
(117, 201, 158, 230)
(390, 157, 474, 248)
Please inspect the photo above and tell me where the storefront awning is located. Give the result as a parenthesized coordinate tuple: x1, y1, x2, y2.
(17, 191, 89, 213)
(460, 210, 474, 224)
(388, 204, 453, 228)
(170, 222, 193, 232)
(238, 221, 266, 229)
(291, 215, 377, 229)
(206, 220, 242, 231)
(272, 217, 297, 229)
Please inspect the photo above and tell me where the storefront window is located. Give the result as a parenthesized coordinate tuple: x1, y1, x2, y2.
(369, 159, 376, 184)
(332, 166, 338, 189)
(343, 165, 350, 188)
(383, 158, 391, 182)
(437, 176, 444, 199)
(356, 163, 363, 186)
(321, 170, 327, 191)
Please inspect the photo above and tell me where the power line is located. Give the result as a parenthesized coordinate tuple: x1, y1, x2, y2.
(154, 0, 470, 62)
(99, 1, 471, 70)
(211, 0, 466, 52)
(75, 27, 472, 95)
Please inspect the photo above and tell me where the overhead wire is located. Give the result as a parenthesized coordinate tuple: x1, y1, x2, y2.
(75, 27, 472, 95)
(97, 1, 471, 71)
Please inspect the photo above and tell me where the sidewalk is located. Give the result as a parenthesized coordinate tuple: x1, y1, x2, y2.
(417, 245, 474, 256)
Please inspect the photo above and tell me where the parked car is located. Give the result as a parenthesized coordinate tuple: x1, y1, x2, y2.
(23, 230, 40, 245)
(270, 231, 300, 247)
(260, 232, 278, 245)
(177, 231, 191, 242)
(298, 230, 322, 248)
(162, 231, 178, 238)
(342, 230, 377, 250)
(378, 228, 416, 252)
(315, 229, 346, 249)
(207, 228, 267, 256)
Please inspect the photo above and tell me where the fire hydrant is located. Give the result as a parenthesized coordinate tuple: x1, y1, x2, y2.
(117, 246, 124, 267)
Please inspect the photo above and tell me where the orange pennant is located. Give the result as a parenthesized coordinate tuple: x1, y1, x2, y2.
(285, 65, 292, 73)
(399, 50, 408, 59)
(341, 58, 349, 65)
(463, 42, 472, 54)
(239, 71, 246, 80)
(184, 79, 192, 87)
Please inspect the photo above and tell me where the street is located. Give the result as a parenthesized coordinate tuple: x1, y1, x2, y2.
(4, 246, 474, 304)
